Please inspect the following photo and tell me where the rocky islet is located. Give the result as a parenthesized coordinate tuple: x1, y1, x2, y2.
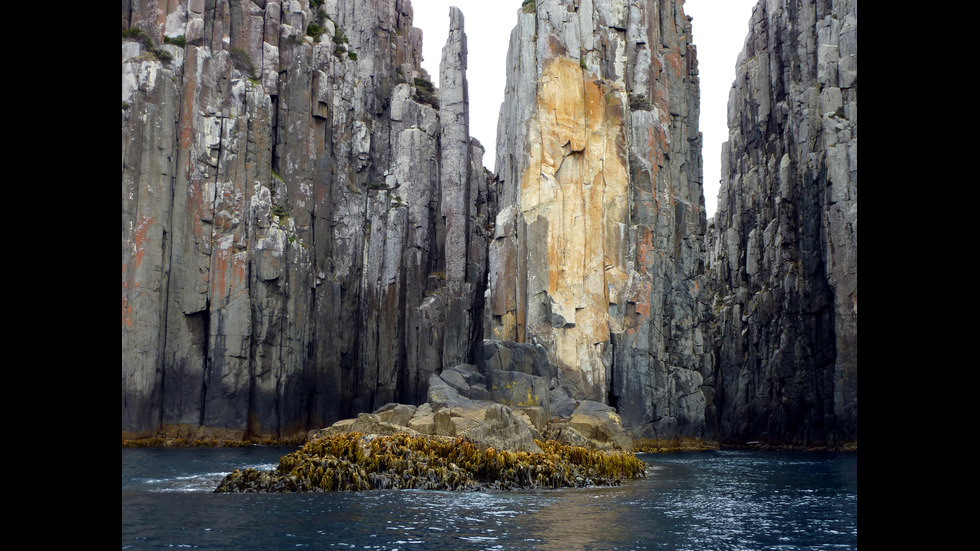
(216, 366, 649, 493)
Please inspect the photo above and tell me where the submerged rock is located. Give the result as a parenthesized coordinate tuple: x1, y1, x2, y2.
(214, 431, 646, 493)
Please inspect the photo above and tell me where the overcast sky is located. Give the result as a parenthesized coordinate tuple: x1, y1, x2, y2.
(411, 0, 758, 218)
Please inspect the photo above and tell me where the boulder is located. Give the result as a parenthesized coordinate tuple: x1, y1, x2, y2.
(373, 403, 417, 427)
(438, 368, 471, 395)
(567, 401, 633, 451)
(488, 369, 551, 415)
(458, 403, 543, 454)
(517, 406, 548, 433)
(445, 363, 486, 386)
(476, 340, 553, 379)
(549, 386, 578, 418)
(407, 403, 437, 434)
(427, 373, 476, 410)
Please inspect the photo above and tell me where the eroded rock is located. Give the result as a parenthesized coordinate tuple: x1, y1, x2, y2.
(485, 0, 710, 445)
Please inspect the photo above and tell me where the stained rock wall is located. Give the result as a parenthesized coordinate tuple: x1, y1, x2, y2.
(704, 0, 857, 447)
(122, 0, 493, 440)
(487, 0, 711, 445)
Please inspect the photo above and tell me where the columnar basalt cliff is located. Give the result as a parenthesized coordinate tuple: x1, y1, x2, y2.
(488, 0, 710, 446)
(704, 0, 857, 447)
(122, 0, 494, 440)
(123, 0, 857, 449)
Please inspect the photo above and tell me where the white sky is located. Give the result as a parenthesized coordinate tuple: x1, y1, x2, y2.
(684, 0, 757, 217)
(412, 1, 510, 175)
(411, 0, 758, 218)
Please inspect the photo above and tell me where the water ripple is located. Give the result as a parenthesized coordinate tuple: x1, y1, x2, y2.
(123, 449, 857, 550)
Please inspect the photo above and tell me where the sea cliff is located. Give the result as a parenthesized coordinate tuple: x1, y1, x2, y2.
(704, 0, 857, 448)
(123, 0, 493, 441)
(123, 0, 857, 450)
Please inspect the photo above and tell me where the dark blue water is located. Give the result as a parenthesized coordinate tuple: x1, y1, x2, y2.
(121, 447, 857, 550)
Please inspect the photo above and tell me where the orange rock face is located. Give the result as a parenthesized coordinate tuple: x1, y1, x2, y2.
(515, 56, 631, 400)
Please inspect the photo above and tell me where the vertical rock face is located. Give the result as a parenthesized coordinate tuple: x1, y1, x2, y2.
(488, 0, 710, 444)
(705, 0, 857, 446)
(123, 0, 857, 449)
(122, 0, 493, 440)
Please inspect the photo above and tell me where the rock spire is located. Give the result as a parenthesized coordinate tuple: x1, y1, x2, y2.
(487, 0, 711, 446)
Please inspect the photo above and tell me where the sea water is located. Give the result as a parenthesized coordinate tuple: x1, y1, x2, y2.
(121, 447, 857, 550)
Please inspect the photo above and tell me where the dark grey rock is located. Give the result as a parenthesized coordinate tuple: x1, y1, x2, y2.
(467, 383, 490, 401)
(704, 0, 857, 447)
(548, 386, 578, 419)
(446, 363, 485, 386)
(488, 369, 551, 416)
(437, 369, 471, 396)
(476, 340, 552, 379)
(427, 374, 476, 410)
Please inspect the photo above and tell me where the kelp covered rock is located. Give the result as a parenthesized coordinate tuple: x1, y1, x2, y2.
(214, 431, 647, 493)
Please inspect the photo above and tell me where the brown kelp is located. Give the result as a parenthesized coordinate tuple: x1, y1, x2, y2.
(215, 432, 647, 493)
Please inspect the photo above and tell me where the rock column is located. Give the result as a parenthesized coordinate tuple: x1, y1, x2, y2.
(487, 0, 710, 445)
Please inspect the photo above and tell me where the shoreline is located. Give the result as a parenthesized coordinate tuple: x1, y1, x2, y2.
(122, 435, 857, 453)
